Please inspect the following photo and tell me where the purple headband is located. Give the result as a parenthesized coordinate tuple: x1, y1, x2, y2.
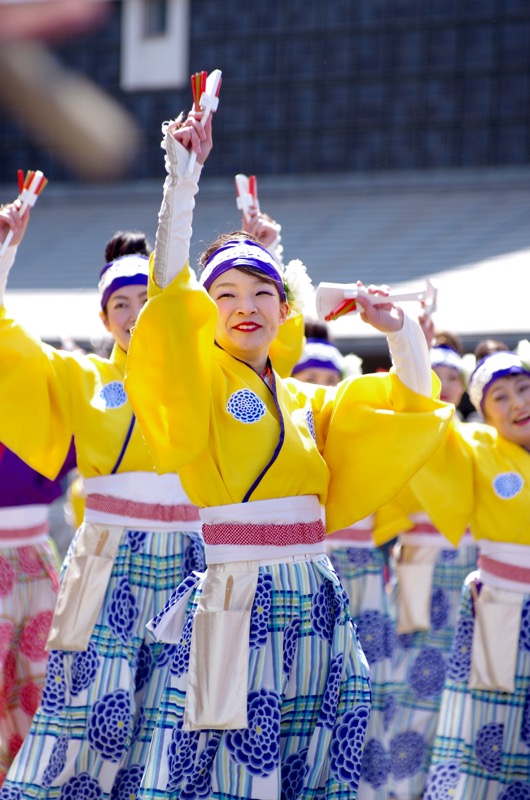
(200, 239, 286, 301)
(468, 351, 530, 412)
(98, 254, 149, 310)
(292, 339, 343, 376)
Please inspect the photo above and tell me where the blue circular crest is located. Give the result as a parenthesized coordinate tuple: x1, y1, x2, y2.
(492, 472, 524, 499)
(226, 389, 266, 423)
(99, 381, 128, 408)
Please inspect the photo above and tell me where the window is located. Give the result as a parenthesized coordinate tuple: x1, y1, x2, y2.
(121, 0, 189, 90)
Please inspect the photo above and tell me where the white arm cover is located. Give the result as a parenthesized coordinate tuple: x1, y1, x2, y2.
(387, 313, 432, 398)
(0, 245, 17, 307)
(153, 124, 203, 289)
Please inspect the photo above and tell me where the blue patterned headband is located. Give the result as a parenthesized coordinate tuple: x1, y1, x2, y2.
(468, 351, 530, 412)
(200, 239, 286, 301)
(99, 254, 149, 310)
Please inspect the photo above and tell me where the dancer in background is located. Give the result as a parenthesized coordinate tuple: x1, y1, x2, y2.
(292, 328, 396, 800)
(124, 105, 451, 799)
(0, 198, 205, 800)
(416, 343, 530, 799)
(365, 335, 478, 800)
(0, 442, 75, 785)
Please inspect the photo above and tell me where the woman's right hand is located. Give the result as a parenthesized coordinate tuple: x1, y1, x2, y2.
(0, 200, 30, 247)
(169, 110, 213, 165)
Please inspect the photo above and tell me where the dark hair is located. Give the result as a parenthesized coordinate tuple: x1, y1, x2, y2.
(303, 318, 333, 342)
(104, 231, 150, 264)
(474, 338, 509, 361)
(433, 329, 463, 356)
(199, 230, 260, 271)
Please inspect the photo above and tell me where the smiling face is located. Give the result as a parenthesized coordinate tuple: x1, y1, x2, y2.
(483, 373, 530, 449)
(208, 267, 289, 373)
(100, 283, 148, 352)
(433, 364, 465, 406)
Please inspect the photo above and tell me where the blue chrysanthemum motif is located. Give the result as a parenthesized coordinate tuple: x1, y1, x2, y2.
(493, 472, 524, 499)
(281, 749, 309, 800)
(283, 617, 301, 677)
(519, 599, 530, 652)
(361, 738, 390, 788)
(397, 632, 415, 650)
(447, 616, 474, 682)
(318, 654, 344, 729)
(226, 689, 281, 777)
(157, 643, 178, 668)
(499, 783, 530, 800)
(170, 614, 194, 677)
(475, 722, 504, 773)
(108, 577, 139, 644)
(409, 648, 446, 698)
(166, 723, 199, 791)
(383, 694, 397, 731)
(384, 616, 396, 659)
(87, 688, 130, 762)
(149, 574, 198, 631)
(250, 573, 273, 649)
(180, 733, 221, 800)
(99, 381, 127, 409)
(0, 786, 22, 800)
(430, 588, 450, 630)
(329, 705, 370, 789)
(389, 731, 425, 779)
(71, 642, 100, 696)
(183, 538, 206, 576)
(305, 407, 316, 442)
(226, 389, 266, 424)
(311, 580, 337, 642)
(110, 765, 144, 800)
(423, 760, 460, 799)
(127, 530, 147, 553)
(59, 773, 102, 800)
(135, 642, 155, 692)
(41, 736, 68, 786)
(41, 651, 66, 714)
(357, 610, 386, 664)
(521, 690, 530, 746)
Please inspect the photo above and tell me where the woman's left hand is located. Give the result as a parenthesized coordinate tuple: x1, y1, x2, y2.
(355, 282, 404, 333)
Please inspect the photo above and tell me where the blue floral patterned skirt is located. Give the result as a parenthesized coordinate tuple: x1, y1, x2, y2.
(327, 545, 394, 800)
(0, 525, 205, 800)
(383, 542, 478, 800)
(138, 554, 372, 800)
(423, 575, 530, 800)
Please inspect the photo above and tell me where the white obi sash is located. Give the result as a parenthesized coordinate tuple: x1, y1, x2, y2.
(325, 514, 375, 549)
(148, 495, 326, 731)
(469, 540, 530, 693)
(0, 504, 49, 546)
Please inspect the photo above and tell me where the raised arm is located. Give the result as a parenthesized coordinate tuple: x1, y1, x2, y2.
(153, 111, 213, 289)
(0, 199, 30, 306)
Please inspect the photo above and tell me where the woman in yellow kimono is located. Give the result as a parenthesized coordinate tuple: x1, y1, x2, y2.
(124, 108, 451, 800)
(0, 202, 208, 800)
(405, 348, 530, 800)
(364, 343, 478, 800)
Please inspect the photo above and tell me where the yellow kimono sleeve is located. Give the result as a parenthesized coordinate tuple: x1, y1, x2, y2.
(126, 264, 217, 474)
(269, 313, 304, 378)
(407, 418, 477, 546)
(322, 370, 453, 533)
(0, 306, 76, 479)
(373, 489, 415, 546)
